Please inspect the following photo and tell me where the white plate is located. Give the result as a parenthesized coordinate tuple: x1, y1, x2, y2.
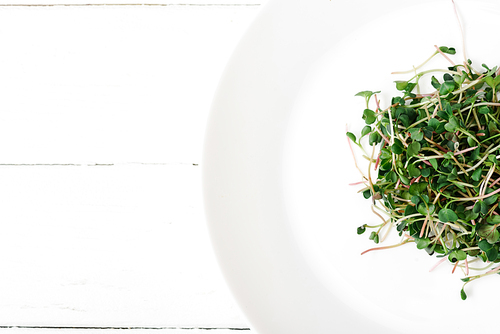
(203, 0, 500, 333)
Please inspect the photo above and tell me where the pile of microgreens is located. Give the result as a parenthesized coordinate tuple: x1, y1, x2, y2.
(347, 45, 500, 300)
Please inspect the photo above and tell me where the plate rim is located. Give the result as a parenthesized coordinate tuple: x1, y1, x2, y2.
(201, 0, 496, 333)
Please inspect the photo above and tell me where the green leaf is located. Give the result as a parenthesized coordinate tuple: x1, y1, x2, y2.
(386, 193, 396, 210)
(478, 105, 491, 114)
(428, 118, 441, 131)
(423, 126, 433, 139)
(439, 46, 456, 55)
(406, 83, 417, 93)
(411, 195, 420, 205)
(368, 132, 381, 145)
(431, 76, 441, 90)
(471, 167, 482, 182)
(417, 203, 435, 216)
(399, 114, 410, 128)
(484, 190, 499, 206)
(405, 204, 417, 216)
(416, 238, 431, 250)
(355, 91, 381, 107)
(429, 158, 438, 170)
(395, 81, 408, 91)
(409, 182, 427, 196)
(363, 109, 377, 124)
(489, 122, 499, 135)
(467, 136, 476, 147)
(357, 226, 366, 235)
(407, 142, 421, 157)
(435, 121, 446, 134)
(482, 64, 498, 77)
(355, 90, 380, 99)
(379, 159, 391, 171)
(487, 215, 500, 224)
(443, 152, 453, 160)
(488, 123, 499, 137)
(464, 210, 479, 222)
(363, 189, 371, 199)
(481, 201, 490, 215)
(477, 224, 500, 244)
(438, 208, 458, 222)
(361, 126, 371, 137)
(346, 132, 356, 142)
(454, 73, 467, 86)
(385, 171, 398, 183)
(443, 73, 454, 82)
(434, 244, 445, 254)
(478, 239, 499, 261)
(470, 147, 480, 161)
(461, 289, 467, 300)
(421, 168, 431, 177)
(447, 167, 458, 181)
(408, 128, 424, 141)
(485, 76, 495, 88)
(440, 81, 455, 95)
(421, 194, 429, 204)
(391, 139, 404, 154)
(408, 163, 421, 178)
(400, 174, 410, 185)
(473, 201, 482, 214)
(444, 116, 459, 132)
(449, 249, 467, 262)
(380, 148, 392, 160)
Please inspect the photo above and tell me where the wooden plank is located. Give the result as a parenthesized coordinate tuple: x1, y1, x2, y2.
(0, 329, 252, 333)
(0, 2, 263, 5)
(0, 2, 262, 330)
(0, 5, 261, 164)
(0, 164, 247, 327)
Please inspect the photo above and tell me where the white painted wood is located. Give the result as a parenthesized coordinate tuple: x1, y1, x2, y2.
(0, 164, 248, 328)
(0, 3, 262, 332)
(0, 5, 261, 164)
(0, 329, 250, 334)
(0, 2, 262, 5)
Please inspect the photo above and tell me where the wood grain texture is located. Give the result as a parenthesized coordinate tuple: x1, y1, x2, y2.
(0, 329, 250, 333)
(0, 2, 262, 5)
(0, 3, 260, 332)
(0, 164, 247, 327)
(0, 5, 260, 164)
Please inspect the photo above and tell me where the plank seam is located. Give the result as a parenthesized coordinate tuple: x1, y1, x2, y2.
(0, 4, 261, 6)
(0, 326, 251, 330)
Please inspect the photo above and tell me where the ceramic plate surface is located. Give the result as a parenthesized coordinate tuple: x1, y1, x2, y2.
(203, 1, 500, 333)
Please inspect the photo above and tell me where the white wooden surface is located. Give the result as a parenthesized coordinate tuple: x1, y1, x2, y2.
(0, 1, 264, 332)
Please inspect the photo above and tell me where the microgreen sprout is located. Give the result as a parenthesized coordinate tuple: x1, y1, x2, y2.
(348, 45, 500, 300)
